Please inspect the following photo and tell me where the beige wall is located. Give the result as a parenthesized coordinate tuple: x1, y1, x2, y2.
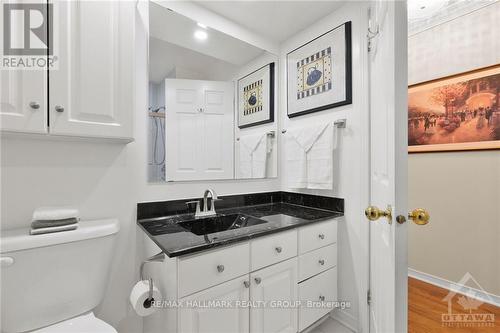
(408, 2, 500, 296)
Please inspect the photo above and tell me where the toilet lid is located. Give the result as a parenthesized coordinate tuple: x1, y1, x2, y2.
(33, 313, 116, 333)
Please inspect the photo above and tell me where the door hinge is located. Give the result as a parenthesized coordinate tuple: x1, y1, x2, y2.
(367, 289, 372, 305)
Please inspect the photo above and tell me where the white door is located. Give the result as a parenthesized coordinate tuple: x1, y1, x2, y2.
(178, 275, 250, 333)
(367, 1, 408, 333)
(0, 68, 47, 134)
(49, 0, 134, 139)
(165, 79, 234, 181)
(250, 258, 298, 333)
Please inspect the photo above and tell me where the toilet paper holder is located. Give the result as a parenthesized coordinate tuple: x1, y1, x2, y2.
(139, 252, 165, 301)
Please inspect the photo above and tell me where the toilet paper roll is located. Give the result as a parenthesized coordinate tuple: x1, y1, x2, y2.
(129, 280, 162, 317)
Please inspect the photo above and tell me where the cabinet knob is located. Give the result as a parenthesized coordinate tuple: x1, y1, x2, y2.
(318, 234, 325, 240)
(55, 105, 65, 113)
(319, 295, 325, 302)
(216, 264, 224, 273)
(243, 281, 250, 288)
(318, 259, 325, 266)
(254, 277, 262, 285)
(29, 101, 40, 110)
(275, 246, 282, 253)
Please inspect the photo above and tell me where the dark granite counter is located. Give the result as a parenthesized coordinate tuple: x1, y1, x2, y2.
(137, 192, 343, 257)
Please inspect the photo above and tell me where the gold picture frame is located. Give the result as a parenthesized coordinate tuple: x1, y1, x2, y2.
(408, 64, 500, 153)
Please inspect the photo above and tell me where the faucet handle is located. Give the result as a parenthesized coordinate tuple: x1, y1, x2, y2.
(185, 200, 201, 214)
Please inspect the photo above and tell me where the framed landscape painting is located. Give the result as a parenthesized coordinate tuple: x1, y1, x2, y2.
(238, 63, 275, 129)
(408, 65, 500, 153)
(286, 22, 352, 118)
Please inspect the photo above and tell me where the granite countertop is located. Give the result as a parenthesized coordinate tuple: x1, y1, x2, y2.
(138, 199, 343, 257)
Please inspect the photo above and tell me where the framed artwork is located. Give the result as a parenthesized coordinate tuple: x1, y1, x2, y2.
(408, 64, 500, 153)
(238, 62, 275, 128)
(286, 21, 352, 118)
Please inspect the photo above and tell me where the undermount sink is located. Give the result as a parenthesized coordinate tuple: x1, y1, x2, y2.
(178, 214, 268, 236)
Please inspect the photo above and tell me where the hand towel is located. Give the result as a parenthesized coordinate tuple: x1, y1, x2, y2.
(239, 133, 268, 178)
(286, 123, 337, 189)
(31, 217, 80, 229)
(30, 223, 78, 235)
(306, 124, 337, 189)
(32, 207, 79, 221)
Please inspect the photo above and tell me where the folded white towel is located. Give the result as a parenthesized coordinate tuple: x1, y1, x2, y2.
(32, 207, 80, 222)
(239, 133, 268, 179)
(286, 123, 337, 189)
(30, 223, 78, 235)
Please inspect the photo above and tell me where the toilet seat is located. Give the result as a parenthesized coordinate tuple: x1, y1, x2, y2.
(33, 312, 116, 333)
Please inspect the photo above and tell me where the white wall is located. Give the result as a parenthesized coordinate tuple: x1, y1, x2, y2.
(278, 3, 369, 332)
(408, 2, 500, 296)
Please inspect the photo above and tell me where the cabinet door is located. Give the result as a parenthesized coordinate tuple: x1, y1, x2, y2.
(178, 275, 250, 333)
(49, 1, 133, 139)
(250, 258, 298, 333)
(1, 68, 47, 133)
(166, 79, 234, 181)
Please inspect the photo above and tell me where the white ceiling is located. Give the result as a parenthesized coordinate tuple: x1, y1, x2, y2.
(149, 37, 240, 83)
(149, 1, 264, 66)
(193, 1, 345, 43)
(408, 0, 496, 35)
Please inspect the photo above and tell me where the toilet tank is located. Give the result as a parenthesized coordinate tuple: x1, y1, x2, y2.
(0, 219, 119, 333)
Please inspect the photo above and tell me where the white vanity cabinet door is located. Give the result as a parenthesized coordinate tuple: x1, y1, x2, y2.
(250, 258, 298, 333)
(178, 275, 250, 333)
(49, 1, 134, 140)
(1, 66, 47, 133)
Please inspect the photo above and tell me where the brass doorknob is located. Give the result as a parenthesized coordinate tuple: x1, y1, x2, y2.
(408, 208, 430, 225)
(365, 205, 392, 223)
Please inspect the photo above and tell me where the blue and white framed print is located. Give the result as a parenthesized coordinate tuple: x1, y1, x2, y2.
(287, 22, 352, 118)
(238, 63, 275, 128)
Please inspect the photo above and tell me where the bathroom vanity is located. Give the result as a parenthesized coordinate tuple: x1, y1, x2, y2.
(138, 192, 343, 333)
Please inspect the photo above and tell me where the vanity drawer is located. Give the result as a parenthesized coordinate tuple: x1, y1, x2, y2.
(298, 267, 337, 331)
(178, 242, 250, 297)
(250, 229, 297, 271)
(298, 220, 337, 254)
(298, 243, 337, 282)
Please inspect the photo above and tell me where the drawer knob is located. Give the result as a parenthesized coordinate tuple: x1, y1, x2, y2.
(243, 281, 250, 288)
(216, 264, 225, 273)
(319, 295, 325, 302)
(318, 234, 325, 240)
(318, 259, 325, 266)
(275, 246, 282, 253)
(55, 105, 65, 113)
(254, 277, 262, 285)
(29, 101, 40, 110)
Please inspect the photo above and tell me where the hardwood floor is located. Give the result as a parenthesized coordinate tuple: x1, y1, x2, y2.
(409, 277, 500, 333)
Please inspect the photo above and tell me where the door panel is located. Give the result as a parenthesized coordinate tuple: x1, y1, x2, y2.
(166, 79, 234, 181)
(0, 62, 47, 134)
(178, 275, 249, 333)
(368, 1, 408, 333)
(250, 258, 298, 333)
(49, 1, 133, 139)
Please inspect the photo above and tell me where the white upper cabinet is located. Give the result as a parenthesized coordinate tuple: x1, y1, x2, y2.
(166, 79, 234, 181)
(49, 1, 134, 140)
(1, 70, 47, 134)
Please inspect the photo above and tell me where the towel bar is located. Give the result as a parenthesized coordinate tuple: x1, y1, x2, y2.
(236, 130, 275, 141)
(281, 119, 346, 134)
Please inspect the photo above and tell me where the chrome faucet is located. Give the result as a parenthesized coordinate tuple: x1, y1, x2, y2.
(186, 189, 219, 218)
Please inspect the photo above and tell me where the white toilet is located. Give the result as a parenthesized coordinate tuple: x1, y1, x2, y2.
(0, 219, 120, 333)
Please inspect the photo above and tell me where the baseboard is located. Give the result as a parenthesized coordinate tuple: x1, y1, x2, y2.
(331, 309, 358, 332)
(408, 268, 500, 307)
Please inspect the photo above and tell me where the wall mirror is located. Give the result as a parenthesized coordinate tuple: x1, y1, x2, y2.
(148, 1, 279, 183)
